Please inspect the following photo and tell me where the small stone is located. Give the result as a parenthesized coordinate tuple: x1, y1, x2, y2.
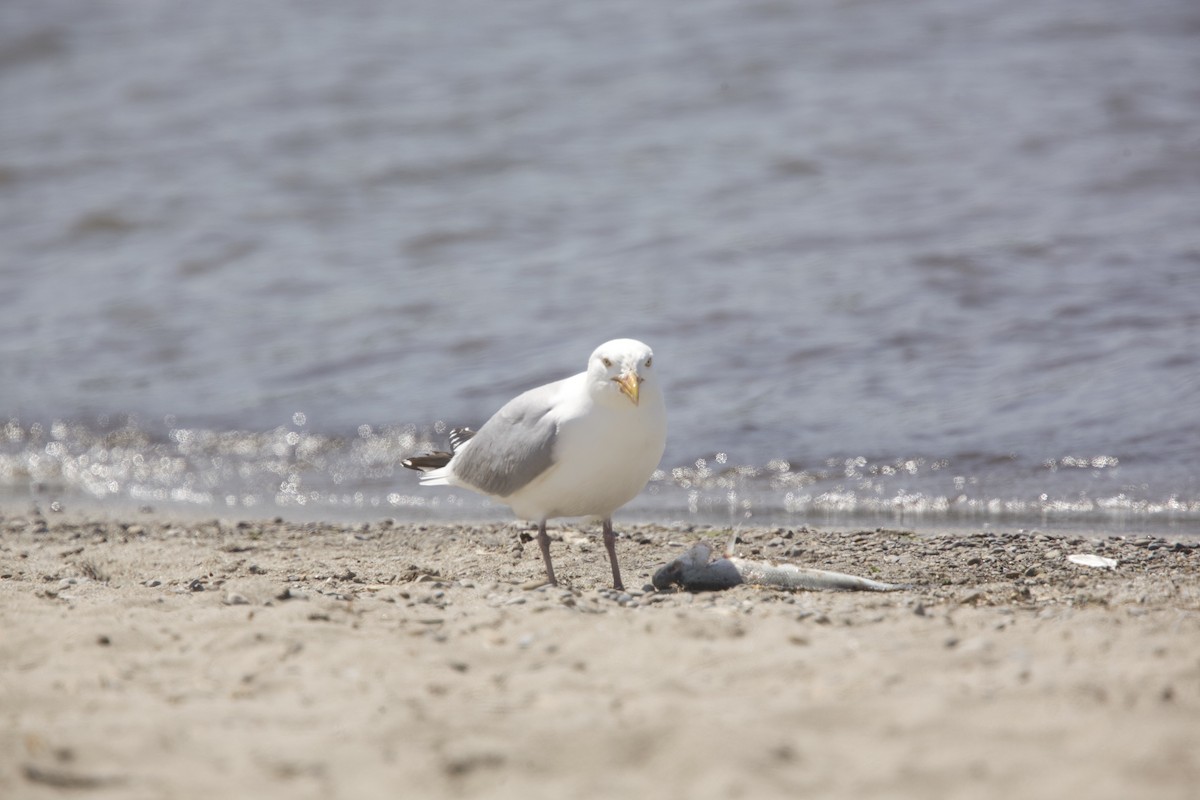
(770, 743, 798, 762)
(224, 592, 250, 606)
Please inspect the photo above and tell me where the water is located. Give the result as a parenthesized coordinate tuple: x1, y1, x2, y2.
(2, 0, 1198, 533)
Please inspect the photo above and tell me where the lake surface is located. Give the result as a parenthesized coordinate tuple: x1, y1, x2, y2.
(2, 0, 1198, 533)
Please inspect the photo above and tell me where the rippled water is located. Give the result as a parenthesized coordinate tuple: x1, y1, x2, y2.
(2, 1, 1198, 532)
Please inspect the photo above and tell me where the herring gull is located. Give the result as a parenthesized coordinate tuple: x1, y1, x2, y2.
(403, 339, 666, 589)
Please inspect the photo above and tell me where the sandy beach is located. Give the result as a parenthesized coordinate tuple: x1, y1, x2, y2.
(2, 509, 1198, 799)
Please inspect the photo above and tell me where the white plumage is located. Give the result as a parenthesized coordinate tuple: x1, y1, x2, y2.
(405, 338, 666, 589)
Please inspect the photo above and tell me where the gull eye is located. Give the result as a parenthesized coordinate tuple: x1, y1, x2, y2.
(601, 357, 612, 368)
(645, 356, 652, 368)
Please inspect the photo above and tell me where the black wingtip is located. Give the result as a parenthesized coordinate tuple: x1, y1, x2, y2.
(448, 427, 476, 451)
(403, 428, 474, 472)
(401, 452, 453, 472)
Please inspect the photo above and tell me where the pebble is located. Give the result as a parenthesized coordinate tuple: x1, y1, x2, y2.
(224, 592, 250, 606)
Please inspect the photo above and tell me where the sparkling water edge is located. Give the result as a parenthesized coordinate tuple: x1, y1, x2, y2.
(2, 415, 1196, 536)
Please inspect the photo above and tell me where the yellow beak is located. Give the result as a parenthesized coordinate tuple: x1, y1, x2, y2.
(614, 371, 641, 405)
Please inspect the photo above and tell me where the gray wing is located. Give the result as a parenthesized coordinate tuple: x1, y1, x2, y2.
(451, 383, 560, 497)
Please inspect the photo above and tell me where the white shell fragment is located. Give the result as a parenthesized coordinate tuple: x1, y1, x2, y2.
(1067, 554, 1118, 569)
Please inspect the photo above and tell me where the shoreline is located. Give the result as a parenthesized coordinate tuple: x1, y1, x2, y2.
(3, 513, 1198, 798)
(5, 493, 1199, 541)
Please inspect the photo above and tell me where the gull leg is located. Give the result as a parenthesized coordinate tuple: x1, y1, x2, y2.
(536, 520, 558, 586)
(602, 518, 624, 590)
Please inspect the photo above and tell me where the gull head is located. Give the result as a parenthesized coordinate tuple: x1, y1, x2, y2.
(587, 339, 655, 406)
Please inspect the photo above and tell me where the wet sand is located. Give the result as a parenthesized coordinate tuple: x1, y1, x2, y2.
(2, 510, 1198, 799)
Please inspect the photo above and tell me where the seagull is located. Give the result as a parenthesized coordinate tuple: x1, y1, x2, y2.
(402, 339, 666, 590)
